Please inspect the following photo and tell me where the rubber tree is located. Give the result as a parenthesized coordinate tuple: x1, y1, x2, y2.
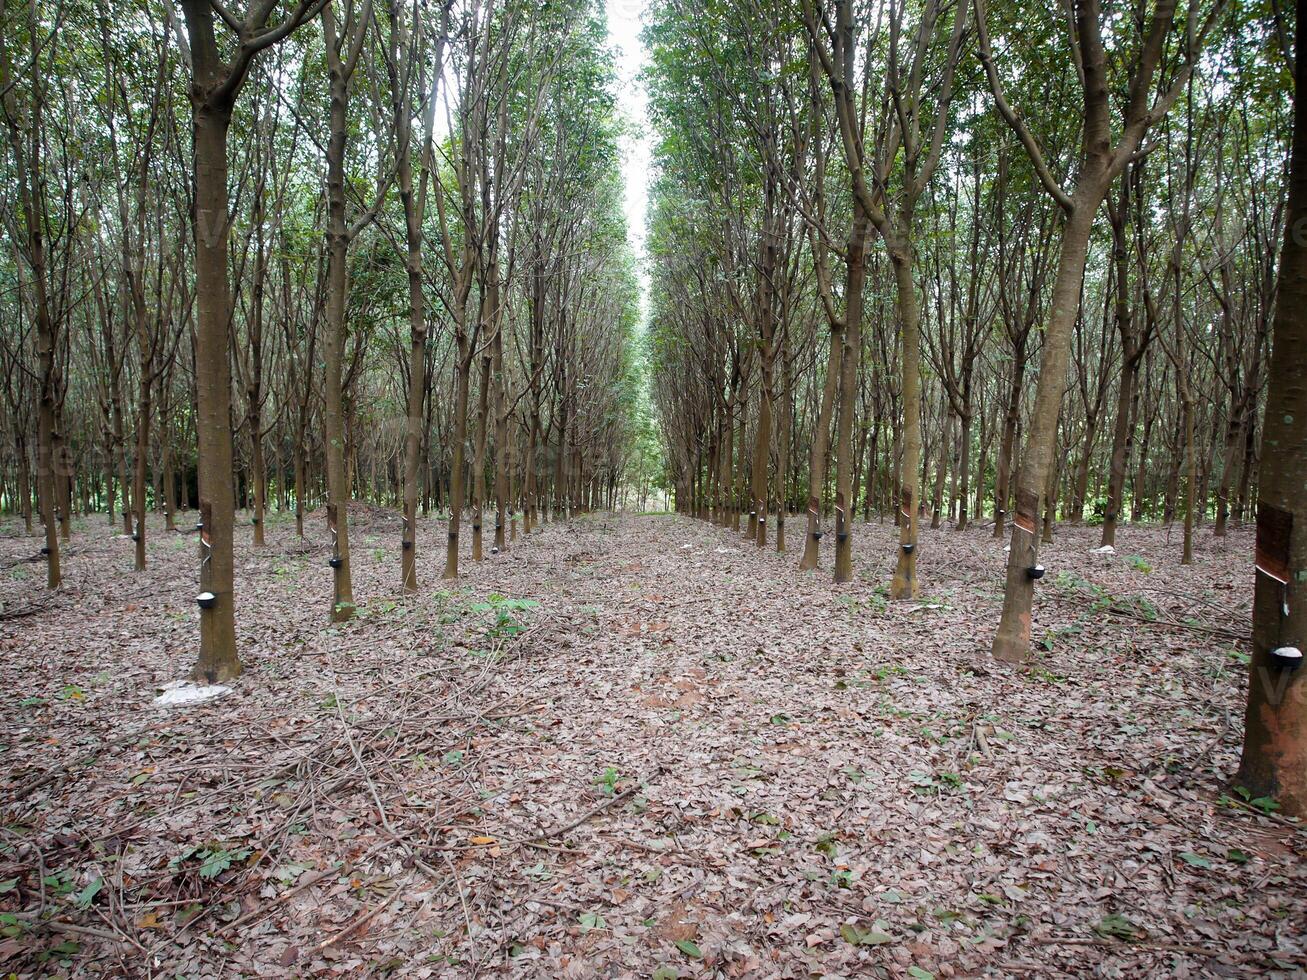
(381, 0, 444, 591)
(805, 0, 969, 591)
(978, 0, 1225, 663)
(177, 0, 327, 680)
(321, 0, 374, 621)
(1099, 169, 1155, 549)
(1235, 6, 1307, 816)
(0, 3, 62, 587)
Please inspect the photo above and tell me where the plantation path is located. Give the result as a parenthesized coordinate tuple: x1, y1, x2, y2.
(2, 510, 1305, 976)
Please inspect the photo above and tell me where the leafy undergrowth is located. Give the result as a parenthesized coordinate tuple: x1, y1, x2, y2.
(0, 510, 1303, 977)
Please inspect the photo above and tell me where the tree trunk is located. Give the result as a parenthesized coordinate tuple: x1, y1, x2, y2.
(323, 51, 356, 622)
(444, 338, 473, 579)
(992, 344, 1025, 539)
(1236, 16, 1307, 814)
(994, 200, 1098, 663)
(833, 205, 869, 584)
(188, 93, 239, 681)
(472, 350, 491, 560)
(890, 240, 922, 597)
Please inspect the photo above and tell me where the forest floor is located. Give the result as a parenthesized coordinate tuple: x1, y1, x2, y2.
(1, 507, 1304, 978)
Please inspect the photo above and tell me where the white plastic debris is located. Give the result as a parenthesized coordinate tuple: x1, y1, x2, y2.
(714, 546, 736, 554)
(679, 544, 693, 550)
(153, 680, 231, 706)
(1092, 545, 1116, 554)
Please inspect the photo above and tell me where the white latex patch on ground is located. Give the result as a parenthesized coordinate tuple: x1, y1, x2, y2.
(1092, 545, 1116, 554)
(153, 680, 232, 706)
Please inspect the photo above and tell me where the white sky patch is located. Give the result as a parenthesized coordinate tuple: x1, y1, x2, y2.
(605, 0, 652, 319)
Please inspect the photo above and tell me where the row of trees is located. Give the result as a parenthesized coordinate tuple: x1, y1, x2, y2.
(0, 0, 652, 676)
(646, 0, 1281, 640)
(644, 0, 1307, 810)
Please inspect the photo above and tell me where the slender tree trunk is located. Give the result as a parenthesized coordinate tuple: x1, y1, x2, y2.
(994, 201, 1098, 663)
(957, 409, 972, 530)
(323, 50, 356, 622)
(890, 240, 922, 596)
(133, 359, 150, 571)
(472, 350, 490, 560)
(833, 206, 869, 584)
(801, 253, 858, 568)
(444, 339, 473, 579)
(992, 347, 1024, 538)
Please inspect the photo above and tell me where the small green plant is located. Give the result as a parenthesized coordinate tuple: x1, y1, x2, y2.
(170, 843, 252, 880)
(1222, 785, 1281, 815)
(909, 770, 965, 795)
(41, 870, 75, 897)
(1125, 555, 1152, 574)
(471, 594, 539, 640)
(595, 766, 620, 795)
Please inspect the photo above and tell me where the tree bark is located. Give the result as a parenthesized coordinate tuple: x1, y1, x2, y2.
(1236, 10, 1307, 814)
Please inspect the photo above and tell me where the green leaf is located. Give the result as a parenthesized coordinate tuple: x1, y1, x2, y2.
(908, 968, 935, 980)
(839, 921, 892, 946)
(674, 939, 703, 959)
(1226, 848, 1251, 864)
(1250, 795, 1281, 814)
(0, 878, 17, 894)
(1178, 851, 1211, 869)
(652, 966, 679, 980)
(73, 876, 103, 910)
(578, 911, 605, 931)
(1094, 914, 1141, 940)
(198, 848, 249, 879)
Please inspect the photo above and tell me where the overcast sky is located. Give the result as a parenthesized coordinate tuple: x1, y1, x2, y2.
(604, 0, 652, 318)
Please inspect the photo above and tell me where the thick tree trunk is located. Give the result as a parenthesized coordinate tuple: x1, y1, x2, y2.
(189, 97, 239, 681)
(1236, 17, 1307, 813)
